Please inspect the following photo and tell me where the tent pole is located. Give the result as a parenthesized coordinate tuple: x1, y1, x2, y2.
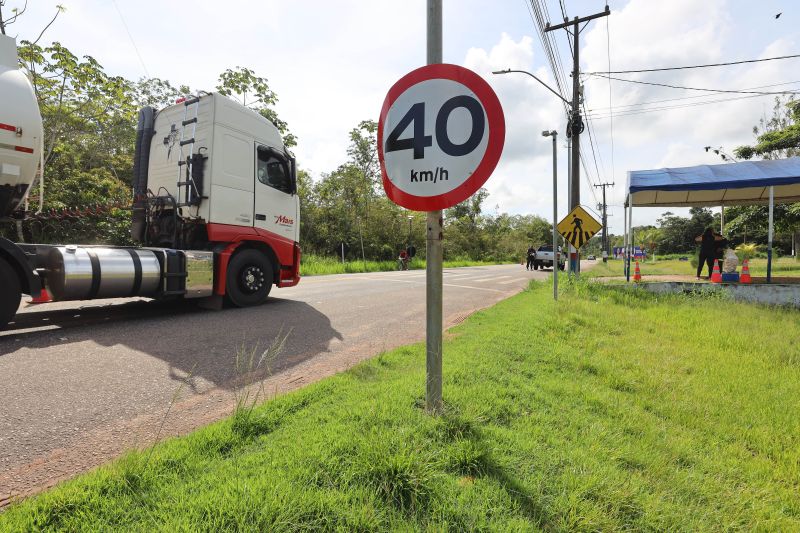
(624, 200, 628, 280)
(629, 203, 634, 269)
(768, 186, 774, 283)
(623, 200, 627, 277)
(626, 198, 632, 282)
(720, 205, 725, 234)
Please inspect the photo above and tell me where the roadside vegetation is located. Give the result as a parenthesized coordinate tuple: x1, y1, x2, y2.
(587, 257, 800, 279)
(2, 280, 798, 530)
(300, 254, 508, 276)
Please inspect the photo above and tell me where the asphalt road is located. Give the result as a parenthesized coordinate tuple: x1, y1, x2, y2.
(0, 263, 565, 503)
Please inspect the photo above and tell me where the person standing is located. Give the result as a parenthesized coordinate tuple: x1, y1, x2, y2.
(526, 245, 536, 270)
(695, 227, 718, 279)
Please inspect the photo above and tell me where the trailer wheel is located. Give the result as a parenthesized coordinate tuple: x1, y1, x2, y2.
(0, 257, 21, 329)
(225, 249, 273, 307)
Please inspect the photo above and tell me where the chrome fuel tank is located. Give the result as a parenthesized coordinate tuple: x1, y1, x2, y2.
(47, 246, 161, 301)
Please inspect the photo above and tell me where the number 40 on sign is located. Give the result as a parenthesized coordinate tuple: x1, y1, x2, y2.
(378, 64, 505, 212)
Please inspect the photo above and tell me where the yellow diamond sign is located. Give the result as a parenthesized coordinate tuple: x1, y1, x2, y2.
(557, 206, 601, 249)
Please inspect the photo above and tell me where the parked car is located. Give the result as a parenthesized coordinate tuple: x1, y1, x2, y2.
(532, 245, 566, 271)
(587, 255, 596, 260)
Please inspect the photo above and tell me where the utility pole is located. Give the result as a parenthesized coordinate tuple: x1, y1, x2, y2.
(594, 182, 614, 257)
(426, 0, 444, 414)
(545, 5, 610, 275)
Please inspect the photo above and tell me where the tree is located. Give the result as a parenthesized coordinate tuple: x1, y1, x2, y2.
(731, 95, 800, 256)
(655, 208, 712, 254)
(734, 96, 800, 160)
(216, 67, 296, 147)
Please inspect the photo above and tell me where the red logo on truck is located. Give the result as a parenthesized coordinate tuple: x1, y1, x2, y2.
(275, 215, 294, 227)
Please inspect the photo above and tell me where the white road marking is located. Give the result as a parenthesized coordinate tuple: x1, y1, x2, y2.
(352, 276, 505, 293)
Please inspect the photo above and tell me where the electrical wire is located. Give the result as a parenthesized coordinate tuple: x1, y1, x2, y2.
(587, 73, 800, 96)
(580, 153, 601, 205)
(584, 53, 800, 75)
(111, 0, 149, 78)
(584, 92, 780, 120)
(583, 101, 606, 183)
(584, 80, 800, 113)
(528, 0, 571, 114)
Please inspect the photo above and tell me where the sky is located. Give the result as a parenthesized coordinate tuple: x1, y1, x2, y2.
(5, 0, 799, 234)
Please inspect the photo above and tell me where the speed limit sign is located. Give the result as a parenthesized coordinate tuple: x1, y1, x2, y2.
(378, 64, 505, 211)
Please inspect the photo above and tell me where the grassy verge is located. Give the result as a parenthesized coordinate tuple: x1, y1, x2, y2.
(3, 281, 799, 530)
(300, 253, 509, 276)
(587, 257, 800, 278)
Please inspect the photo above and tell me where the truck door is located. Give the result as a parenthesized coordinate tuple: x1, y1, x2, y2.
(253, 144, 297, 241)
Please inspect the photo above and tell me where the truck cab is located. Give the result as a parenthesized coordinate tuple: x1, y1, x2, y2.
(1, 35, 301, 329)
(133, 93, 301, 299)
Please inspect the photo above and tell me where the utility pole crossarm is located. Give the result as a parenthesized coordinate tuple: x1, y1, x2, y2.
(544, 5, 610, 32)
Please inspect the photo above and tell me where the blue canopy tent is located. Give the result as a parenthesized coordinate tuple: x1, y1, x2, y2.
(624, 157, 800, 282)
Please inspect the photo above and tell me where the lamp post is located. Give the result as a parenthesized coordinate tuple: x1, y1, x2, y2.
(493, 68, 578, 277)
(542, 129, 558, 301)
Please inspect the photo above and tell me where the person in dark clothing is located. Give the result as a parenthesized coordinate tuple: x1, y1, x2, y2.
(526, 245, 536, 270)
(695, 227, 719, 278)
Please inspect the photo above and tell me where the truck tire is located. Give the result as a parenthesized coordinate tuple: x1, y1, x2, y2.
(225, 249, 273, 307)
(533, 261, 539, 271)
(0, 257, 21, 329)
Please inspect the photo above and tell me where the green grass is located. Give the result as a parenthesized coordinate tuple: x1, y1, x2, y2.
(299, 253, 508, 276)
(3, 280, 800, 531)
(588, 257, 800, 279)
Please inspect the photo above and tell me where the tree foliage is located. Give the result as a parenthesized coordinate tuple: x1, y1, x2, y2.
(734, 96, 800, 160)
(216, 66, 296, 147)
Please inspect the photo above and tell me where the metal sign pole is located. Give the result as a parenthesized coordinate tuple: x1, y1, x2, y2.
(552, 132, 558, 300)
(426, 0, 443, 414)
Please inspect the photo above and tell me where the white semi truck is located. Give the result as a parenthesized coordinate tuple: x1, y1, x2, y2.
(0, 35, 301, 329)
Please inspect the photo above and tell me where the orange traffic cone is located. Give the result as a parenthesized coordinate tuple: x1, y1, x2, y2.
(29, 286, 52, 304)
(740, 259, 752, 284)
(710, 259, 722, 283)
(633, 261, 642, 282)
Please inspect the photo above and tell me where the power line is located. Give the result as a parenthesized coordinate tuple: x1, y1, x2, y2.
(587, 73, 800, 96)
(585, 80, 800, 113)
(529, 0, 571, 114)
(584, 92, 778, 120)
(583, 100, 606, 184)
(580, 153, 601, 205)
(111, 0, 149, 77)
(584, 53, 800, 75)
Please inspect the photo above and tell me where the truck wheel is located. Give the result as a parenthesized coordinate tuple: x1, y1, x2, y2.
(225, 249, 273, 307)
(533, 261, 539, 271)
(0, 258, 21, 329)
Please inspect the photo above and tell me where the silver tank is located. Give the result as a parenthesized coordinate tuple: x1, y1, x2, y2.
(47, 246, 161, 301)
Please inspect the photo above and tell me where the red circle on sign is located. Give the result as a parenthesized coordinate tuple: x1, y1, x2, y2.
(378, 63, 505, 211)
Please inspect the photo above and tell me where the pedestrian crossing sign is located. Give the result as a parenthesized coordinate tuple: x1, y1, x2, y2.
(557, 206, 601, 249)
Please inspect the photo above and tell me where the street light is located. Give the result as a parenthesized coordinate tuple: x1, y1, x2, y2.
(492, 69, 570, 105)
(493, 68, 578, 278)
(542, 129, 558, 301)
